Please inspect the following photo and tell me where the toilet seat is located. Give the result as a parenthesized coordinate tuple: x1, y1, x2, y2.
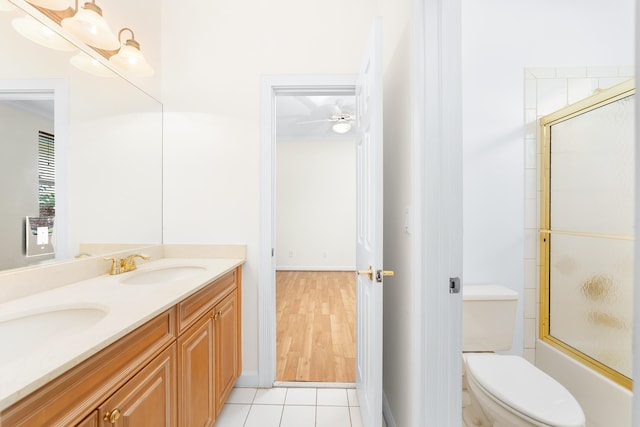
(464, 354, 585, 427)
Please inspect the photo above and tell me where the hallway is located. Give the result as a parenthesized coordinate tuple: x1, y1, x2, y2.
(276, 271, 356, 382)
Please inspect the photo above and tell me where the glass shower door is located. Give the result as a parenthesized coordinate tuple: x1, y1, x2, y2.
(540, 80, 635, 388)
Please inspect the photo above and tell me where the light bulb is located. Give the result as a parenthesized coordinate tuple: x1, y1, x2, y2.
(332, 121, 352, 134)
(61, 2, 119, 50)
(109, 39, 154, 77)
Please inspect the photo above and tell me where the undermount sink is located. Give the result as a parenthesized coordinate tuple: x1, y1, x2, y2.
(120, 265, 207, 285)
(0, 305, 109, 365)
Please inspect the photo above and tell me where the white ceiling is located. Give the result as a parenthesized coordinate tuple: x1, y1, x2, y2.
(275, 95, 356, 142)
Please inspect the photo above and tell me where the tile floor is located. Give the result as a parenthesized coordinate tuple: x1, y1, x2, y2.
(215, 387, 363, 427)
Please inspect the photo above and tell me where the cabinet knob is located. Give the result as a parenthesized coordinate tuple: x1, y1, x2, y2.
(104, 408, 121, 424)
(213, 311, 220, 320)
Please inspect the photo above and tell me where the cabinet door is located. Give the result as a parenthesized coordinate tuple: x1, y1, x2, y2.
(178, 312, 215, 427)
(214, 291, 238, 413)
(99, 344, 176, 427)
(76, 410, 98, 427)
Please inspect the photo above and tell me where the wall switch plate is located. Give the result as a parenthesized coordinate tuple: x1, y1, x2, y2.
(37, 226, 48, 244)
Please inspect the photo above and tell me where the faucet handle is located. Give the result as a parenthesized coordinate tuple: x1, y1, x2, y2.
(124, 254, 150, 271)
(104, 257, 120, 275)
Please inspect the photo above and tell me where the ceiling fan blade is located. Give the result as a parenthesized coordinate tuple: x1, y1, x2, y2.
(296, 118, 334, 125)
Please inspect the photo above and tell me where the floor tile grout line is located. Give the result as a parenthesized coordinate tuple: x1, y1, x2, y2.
(226, 387, 359, 427)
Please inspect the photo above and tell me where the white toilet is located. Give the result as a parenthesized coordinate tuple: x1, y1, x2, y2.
(462, 285, 586, 427)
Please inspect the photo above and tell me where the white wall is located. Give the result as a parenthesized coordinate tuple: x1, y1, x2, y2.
(461, 0, 635, 359)
(161, 0, 377, 383)
(0, 104, 52, 270)
(276, 140, 355, 270)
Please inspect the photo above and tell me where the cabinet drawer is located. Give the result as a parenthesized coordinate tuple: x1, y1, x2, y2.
(1, 308, 176, 427)
(178, 270, 236, 333)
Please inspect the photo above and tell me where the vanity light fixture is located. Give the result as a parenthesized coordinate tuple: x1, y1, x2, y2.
(12, 14, 76, 51)
(108, 28, 154, 77)
(26, 0, 69, 11)
(331, 120, 352, 134)
(14, 0, 153, 78)
(69, 50, 114, 77)
(61, 0, 119, 50)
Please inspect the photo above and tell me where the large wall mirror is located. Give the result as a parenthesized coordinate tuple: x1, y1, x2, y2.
(0, 1, 162, 271)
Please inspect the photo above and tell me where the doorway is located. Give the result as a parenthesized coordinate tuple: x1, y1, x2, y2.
(274, 92, 358, 383)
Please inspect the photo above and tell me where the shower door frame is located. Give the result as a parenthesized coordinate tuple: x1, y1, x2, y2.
(539, 78, 635, 390)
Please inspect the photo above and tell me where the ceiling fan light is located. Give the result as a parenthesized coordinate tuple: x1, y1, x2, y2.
(26, 0, 69, 11)
(61, 2, 119, 50)
(332, 121, 352, 134)
(12, 14, 76, 51)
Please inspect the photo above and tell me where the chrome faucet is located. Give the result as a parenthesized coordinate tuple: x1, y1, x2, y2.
(104, 254, 150, 275)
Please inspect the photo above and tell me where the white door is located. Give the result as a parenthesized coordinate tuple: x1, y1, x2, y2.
(355, 17, 385, 427)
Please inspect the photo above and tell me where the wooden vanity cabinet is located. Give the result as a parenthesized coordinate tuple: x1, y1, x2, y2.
(0, 309, 176, 427)
(77, 411, 98, 427)
(214, 290, 238, 414)
(0, 266, 242, 427)
(177, 269, 241, 425)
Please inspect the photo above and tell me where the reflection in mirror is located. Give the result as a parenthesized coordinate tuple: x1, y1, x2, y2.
(0, 92, 54, 269)
(0, 2, 162, 272)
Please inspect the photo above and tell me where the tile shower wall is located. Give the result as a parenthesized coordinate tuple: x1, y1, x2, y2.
(522, 66, 634, 364)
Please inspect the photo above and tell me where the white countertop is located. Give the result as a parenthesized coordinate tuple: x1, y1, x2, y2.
(0, 257, 244, 412)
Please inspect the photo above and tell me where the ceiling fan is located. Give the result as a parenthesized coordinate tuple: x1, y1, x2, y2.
(297, 102, 356, 134)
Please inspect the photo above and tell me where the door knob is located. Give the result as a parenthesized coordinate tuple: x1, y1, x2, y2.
(376, 269, 395, 283)
(357, 266, 374, 281)
(358, 266, 395, 282)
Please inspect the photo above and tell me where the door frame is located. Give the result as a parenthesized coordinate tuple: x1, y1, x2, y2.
(258, 75, 357, 387)
(410, 0, 463, 424)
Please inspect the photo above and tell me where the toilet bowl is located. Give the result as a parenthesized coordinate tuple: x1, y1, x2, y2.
(463, 353, 585, 427)
(462, 285, 585, 427)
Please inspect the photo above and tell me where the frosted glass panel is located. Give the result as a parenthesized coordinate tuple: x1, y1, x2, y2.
(550, 95, 634, 236)
(549, 234, 633, 378)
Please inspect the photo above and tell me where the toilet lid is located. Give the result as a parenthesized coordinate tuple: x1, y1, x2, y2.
(464, 354, 585, 427)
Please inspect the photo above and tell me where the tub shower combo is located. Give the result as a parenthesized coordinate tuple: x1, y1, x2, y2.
(539, 79, 635, 390)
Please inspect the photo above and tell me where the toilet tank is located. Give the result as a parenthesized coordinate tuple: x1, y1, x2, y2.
(463, 284, 518, 352)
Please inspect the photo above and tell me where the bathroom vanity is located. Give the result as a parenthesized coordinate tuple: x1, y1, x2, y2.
(0, 245, 245, 427)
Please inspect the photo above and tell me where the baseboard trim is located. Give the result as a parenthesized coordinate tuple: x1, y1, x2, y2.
(383, 391, 397, 427)
(276, 266, 356, 271)
(235, 371, 259, 387)
(275, 381, 356, 388)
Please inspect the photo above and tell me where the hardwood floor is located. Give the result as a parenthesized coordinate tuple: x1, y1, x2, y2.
(276, 271, 356, 383)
